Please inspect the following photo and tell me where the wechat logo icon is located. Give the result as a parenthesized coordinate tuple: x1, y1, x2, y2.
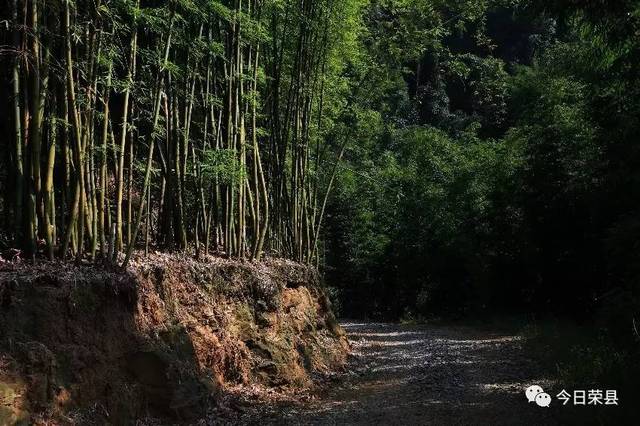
(526, 385, 551, 407)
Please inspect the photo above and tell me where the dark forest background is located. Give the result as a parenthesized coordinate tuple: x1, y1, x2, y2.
(323, 0, 640, 325)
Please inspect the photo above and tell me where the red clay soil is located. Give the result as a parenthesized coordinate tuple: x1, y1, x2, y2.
(0, 253, 348, 424)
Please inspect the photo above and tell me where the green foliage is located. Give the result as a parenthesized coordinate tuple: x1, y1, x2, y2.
(200, 149, 246, 186)
(324, 0, 640, 334)
(207, 0, 233, 22)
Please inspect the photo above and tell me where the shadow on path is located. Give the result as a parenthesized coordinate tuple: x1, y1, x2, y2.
(238, 322, 557, 425)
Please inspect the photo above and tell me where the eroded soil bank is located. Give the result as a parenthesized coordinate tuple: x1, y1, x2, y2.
(0, 254, 348, 424)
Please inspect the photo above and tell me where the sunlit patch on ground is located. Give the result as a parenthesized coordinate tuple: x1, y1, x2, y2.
(237, 322, 557, 425)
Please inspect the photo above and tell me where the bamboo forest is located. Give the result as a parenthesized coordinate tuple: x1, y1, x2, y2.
(0, 0, 365, 266)
(0, 0, 639, 424)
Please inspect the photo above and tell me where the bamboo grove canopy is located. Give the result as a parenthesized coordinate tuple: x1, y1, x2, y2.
(0, 0, 365, 266)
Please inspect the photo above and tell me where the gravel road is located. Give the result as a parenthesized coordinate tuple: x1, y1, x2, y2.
(233, 322, 557, 425)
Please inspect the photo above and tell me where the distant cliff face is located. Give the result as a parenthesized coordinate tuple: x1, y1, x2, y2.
(0, 254, 348, 424)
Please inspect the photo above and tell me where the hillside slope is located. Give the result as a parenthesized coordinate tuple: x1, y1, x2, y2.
(0, 254, 348, 424)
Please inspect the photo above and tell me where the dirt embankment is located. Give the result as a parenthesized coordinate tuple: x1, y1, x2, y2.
(0, 254, 348, 424)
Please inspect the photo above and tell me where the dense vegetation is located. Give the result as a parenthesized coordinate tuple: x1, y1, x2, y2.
(0, 0, 362, 266)
(321, 1, 640, 327)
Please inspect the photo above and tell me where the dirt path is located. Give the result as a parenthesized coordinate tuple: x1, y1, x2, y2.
(233, 322, 557, 425)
